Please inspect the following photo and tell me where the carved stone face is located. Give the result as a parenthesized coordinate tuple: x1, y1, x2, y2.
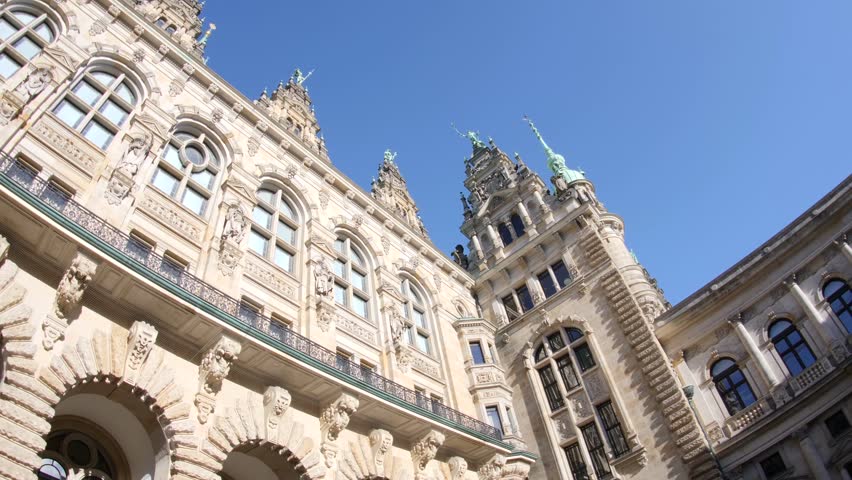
(274, 391, 291, 415)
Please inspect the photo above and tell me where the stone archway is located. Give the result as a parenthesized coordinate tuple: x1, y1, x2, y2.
(202, 393, 327, 480)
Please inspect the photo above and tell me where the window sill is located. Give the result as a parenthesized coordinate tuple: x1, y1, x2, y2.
(608, 444, 647, 469)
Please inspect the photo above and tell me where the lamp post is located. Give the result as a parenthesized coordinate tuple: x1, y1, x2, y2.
(683, 385, 726, 479)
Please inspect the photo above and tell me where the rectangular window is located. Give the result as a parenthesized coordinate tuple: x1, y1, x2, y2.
(359, 360, 376, 380)
(238, 300, 261, 325)
(538, 366, 564, 411)
(557, 355, 580, 390)
(191, 169, 215, 189)
(0, 53, 20, 79)
(538, 270, 557, 298)
(9, 157, 39, 187)
(564, 443, 590, 480)
(352, 294, 368, 318)
(44, 178, 73, 210)
(351, 270, 367, 291)
(333, 283, 346, 306)
(551, 260, 572, 288)
(597, 400, 629, 458)
(415, 332, 430, 354)
(580, 423, 611, 478)
(502, 294, 519, 321)
(825, 411, 851, 438)
(485, 406, 503, 432)
(273, 245, 292, 271)
(335, 350, 352, 375)
(14, 36, 40, 59)
(574, 343, 596, 372)
(181, 187, 207, 215)
(162, 144, 182, 168)
(248, 229, 268, 256)
(276, 220, 295, 244)
(333, 259, 346, 278)
(151, 167, 179, 196)
(99, 99, 129, 126)
(414, 386, 427, 408)
(160, 253, 186, 283)
(252, 206, 272, 228)
(82, 120, 115, 149)
(759, 452, 787, 479)
(430, 394, 443, 415)
(127, 232, 154, 263)
(516, 285, 533, 312)
(470, 341, 486, 365)
(413, 309, 427, 329)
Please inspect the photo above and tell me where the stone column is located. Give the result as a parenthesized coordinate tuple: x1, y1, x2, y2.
(794, 427, 831, 480)
(484, 219, 504, 259)
(516, 201, 537, 236)
(785, 277, 841, 346)
(835, 236, 852, 265)
(532, 188, 553, 223)
(729, 316, 781, 388)
(470, 233, 484, 261)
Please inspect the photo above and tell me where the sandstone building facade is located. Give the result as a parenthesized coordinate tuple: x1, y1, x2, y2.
(0, 1, 847, 479)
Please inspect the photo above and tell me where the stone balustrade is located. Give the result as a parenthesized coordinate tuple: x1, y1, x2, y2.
(725, 397, 772, 436)
(790, 356, 834, 393)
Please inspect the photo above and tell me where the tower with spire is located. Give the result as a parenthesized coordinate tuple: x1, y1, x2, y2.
(255, 69, 326, 158)
(371, 150, 427, 237)
(134, 0, 208, 57)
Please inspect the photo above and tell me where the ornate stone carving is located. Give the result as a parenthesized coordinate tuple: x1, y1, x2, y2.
(140, 194, 201, 241)
(314, 256, 334, 298)
(395, 343, 413, 373)
(247, 136, 260, 157)
(132, 48, 145, 63)
(221, 202, 248, 244)
(320, 392, 360, 467)
(369, 429, 393, 476)
(0, 90, 23, 126)
(54, 252, 98, 320)
(411, 430, 445, 479)
(168, 79, 185, 97)
(106, 132, 152, 204)
(88, 19, 107, 36)
(217, 240, 242, 276)
(33, 120, 96, 171)
(211, 107, 224, 123)
(195, 336, 241, 423)
(448, 457, 468, 480)
(380, 235, 391, 254)
(477, 454, 506, 480)
(317, 306, 336, 333)
(263, 386, 291, 432)
(318, 189, 330, 209)
(42, 315, 67, 351)
(124, 321, 157, 384)
(15, 65, 52, 103)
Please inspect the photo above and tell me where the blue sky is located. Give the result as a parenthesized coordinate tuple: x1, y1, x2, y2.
(202, 1, 851, 304)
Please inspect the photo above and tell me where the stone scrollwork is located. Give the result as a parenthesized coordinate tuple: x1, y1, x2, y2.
(320, 392, 360, 468)
(262, 386, 291, 434)
(477, 454, 506, 480)
(410, 430, 445, 479)
(369, 428, 393, 477)
(123, 320, 158, 385)
(448, 456, 468, 480)
(195, 335, 242, 423)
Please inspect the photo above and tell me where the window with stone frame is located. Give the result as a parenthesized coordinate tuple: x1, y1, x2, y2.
(400, 277, 432, 354)
(502, 284, 534, 321)
(711, 358, 757, 415)
(597, 400, 630, 458)
(509, 213, 526, 238)
(38, 430, 121, 480)
(0, 6, 56, 80)
(150, 124, 224, 216)
(248, 187, 299, 273)
(53, 67, 139, 150)
(563, 443, 590, 480)
(497, 222, 514, 247)
(537, 259, 573, 299)
(580, 422, 612, 478)
(768, 319, 816, 377)
(469, 341, 486, 365)
(759, 452, 787, 479)
(485, 405, 503, 432)
(332, 237, 370, 319)
(823, 278, 852, 333)
(825, 410, 851, 439)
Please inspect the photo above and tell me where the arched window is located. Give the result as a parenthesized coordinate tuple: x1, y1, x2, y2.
(711, 358, 756, 415)
(53, 68, 139, 149)
(38, 431, 119, 480)
(0, 6, 56, 79)
(823, 279, 852, 333)
(510, 213, 526, 237)
(332, 237, 370, 318)
(150, 125, 224, 216)
(497, 222, 513, 247)
(769, 319, 815, 376)
(400, 277, 431, 354)
(248, 188, 298, 273)
(533, 327, 597, 412)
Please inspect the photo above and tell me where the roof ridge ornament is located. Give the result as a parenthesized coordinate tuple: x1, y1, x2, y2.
(523, 115, 585, 187)
(451, 123, 487, 151)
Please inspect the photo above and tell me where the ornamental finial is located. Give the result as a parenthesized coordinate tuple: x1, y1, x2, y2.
(523, 115, 585, 183)
(451, 123, 486, 151)
(199, 22, 216, 45)
(383, 149, 397, 163)
(291, 68, 315, 86)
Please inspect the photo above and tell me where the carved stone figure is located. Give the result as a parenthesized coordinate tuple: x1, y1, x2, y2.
(124, 321, 158, 384)
(411, 430, 445, 479)
(388, 305, 405, 347)
(263, 386, 291, 431)
(320, 392, 359, 467)
(54, 253, 99, 319)
(221, 203, 248, 244)
(478, 454, 507, 480)
(17, 66, 53, 101)
(448, 457, 468, 480)
(116, 132, 153, 177)
(314, 256, 334, 298)
(451, 244, 469, 269)
(196, 335, 241, 423)
(369, 429, 393, 475)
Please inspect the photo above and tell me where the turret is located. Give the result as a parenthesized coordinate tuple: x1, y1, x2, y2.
(370, 150, 428, 237)
(254, 69, 326, 157)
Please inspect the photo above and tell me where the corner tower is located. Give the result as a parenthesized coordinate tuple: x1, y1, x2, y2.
(460, 121, 720, 479)
(370, 150, 427, 237)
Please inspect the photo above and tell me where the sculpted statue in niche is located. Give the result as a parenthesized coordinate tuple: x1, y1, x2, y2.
(116, 132, 153, 177)
(451, 244, 469, 269)
(17, 66, 53, 102)
(314, 256, 334, 298)
(221, 203, 248, 244)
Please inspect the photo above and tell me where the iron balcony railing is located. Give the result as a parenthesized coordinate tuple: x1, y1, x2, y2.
(0, 154, 503, 442)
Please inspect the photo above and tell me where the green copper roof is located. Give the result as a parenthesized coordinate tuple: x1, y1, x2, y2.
(524, 116, 585, 183)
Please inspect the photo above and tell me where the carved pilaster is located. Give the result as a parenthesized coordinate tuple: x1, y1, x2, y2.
(123, 321, 157, 385)
(411, 430, 445, 479)
(448, 457, 468, 480)
(477, 454, 506, 480)
(195, 335, 241, 423)
(263, 386, 291, 436)
(369, 429, 393, 477)
(319, 392, 359, 468)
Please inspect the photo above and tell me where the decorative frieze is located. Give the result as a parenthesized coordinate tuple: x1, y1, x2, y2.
(243, 256, 296, 299)
(411, 430, 445, 479)
(139, 192, 202, 242)
(410, 348, 441, 380)
(33, 118, 97, 172)
(195, 335, 241, 423)
(336, 315, 377, 345)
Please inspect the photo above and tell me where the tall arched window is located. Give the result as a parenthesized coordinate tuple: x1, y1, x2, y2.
(400, 277, 431, 354)
(510, 213, 526, 237)
(0, 6, 56, 79)
(53, 68, 139, 149)
(497, 223, 513, 247)
(769, 319, 815, 376)
(711, 358, 756, 415)
(332, 237, 370, 318)
(823, 278, 852, 333)
(248, 188, 299, 273)
(150, 125, 224, 216)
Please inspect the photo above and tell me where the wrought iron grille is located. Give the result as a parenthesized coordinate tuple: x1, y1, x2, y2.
(0, 154, 503, 442)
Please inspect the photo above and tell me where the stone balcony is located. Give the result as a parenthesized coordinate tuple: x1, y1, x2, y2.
(0, 154, 527, 464)
(789, 356, 834, 393)
(724, 396, 772, 437)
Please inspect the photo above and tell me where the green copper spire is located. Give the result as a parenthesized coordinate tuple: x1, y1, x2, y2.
(524, 116, 585, 184)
